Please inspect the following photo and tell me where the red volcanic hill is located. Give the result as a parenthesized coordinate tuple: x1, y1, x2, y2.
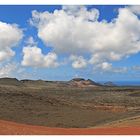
(68, 78, 101, 87)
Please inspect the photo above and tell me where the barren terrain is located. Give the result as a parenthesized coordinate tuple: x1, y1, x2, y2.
(0, 78, 139, 134)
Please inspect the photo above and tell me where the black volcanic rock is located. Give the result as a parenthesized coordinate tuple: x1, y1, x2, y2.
(21, 79, 33, 82)
(21, 79, 47, 85)
(71, 78, 85, 82)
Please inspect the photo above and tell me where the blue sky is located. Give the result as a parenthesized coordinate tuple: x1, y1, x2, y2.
(1, 5, 140, 82)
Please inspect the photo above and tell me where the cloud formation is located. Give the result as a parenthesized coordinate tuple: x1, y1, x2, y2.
(127, 5, 140, 15)
(22, 37, 59, 68)
(70, 55, 87, 69)
(29, 6, 140, 70)
(0, 63, 18, 77)
(0, 21, 23, 62)
(95, 62, 128, 73)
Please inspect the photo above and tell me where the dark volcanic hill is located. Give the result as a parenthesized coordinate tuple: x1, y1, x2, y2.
(21, 79, 47, 86)
(0, 78, 20, 86)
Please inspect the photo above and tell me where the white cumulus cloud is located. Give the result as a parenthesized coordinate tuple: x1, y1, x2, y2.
(70, 55, 87, 69)
(127, 5, 140, 15)
(22, 37, 59, 68)
(95, 62, 128, 73)
(0, 21, 23, 62)
(0, 63, 18, 78)
(100, 62, 112, 71)
(30, 6, 140, 71)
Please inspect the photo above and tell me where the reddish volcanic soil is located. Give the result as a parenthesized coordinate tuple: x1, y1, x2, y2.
(0, 120, 140, 135)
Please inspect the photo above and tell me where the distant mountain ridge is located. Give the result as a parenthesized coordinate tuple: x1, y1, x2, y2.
(104, 81, 116, 86)
(0, 77, 103, 87)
